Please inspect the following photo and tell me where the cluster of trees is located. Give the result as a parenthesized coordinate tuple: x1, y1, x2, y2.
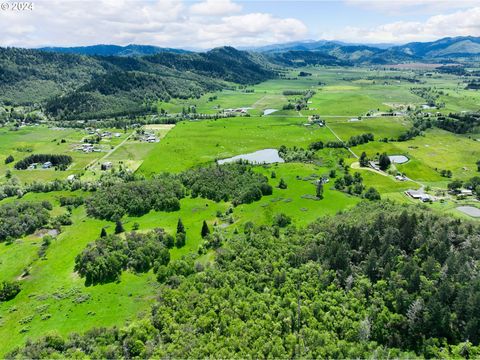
(4, 155, 14, 164)
(12, 202, 480, 358)
(346, 133, 374, 147)
(0, 201, 51, 242)
(278, 145, 315, 162)
(0, 281, 21, 302)
(439, 169, 453, 178)
(325, 140, 346, 149)
(59, 196, 84, 208)
(74, 229, 172, 285)
(436, 112, 480, 134)
(85, 175, 185, 221)
(360, 152, 390, 172)
(410, 87, 442, 108)
(308, 140, 324, 150)
(397, 116, 433, 141)
(180, 163, 272, 206)
(466, 80, 480, 90)
(14, 154, 72, 170)
(282, 90, 315, 111)
(334, 168, 381, 200)
(282, 90, 309, 96)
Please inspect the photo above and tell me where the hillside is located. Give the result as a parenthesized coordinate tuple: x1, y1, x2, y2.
(6, 202, 480, 358)
(39, 44, 189, 57)
(0, 47, 276, 119)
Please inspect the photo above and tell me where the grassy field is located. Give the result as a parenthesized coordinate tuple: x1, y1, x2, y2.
(0, 126, 132, 184)
(139, 116, 336, 174)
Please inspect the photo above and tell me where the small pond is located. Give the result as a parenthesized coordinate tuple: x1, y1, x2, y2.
(457, 206, 480, 218)
(389, 155, 409, 164)
(218, 148, 284, 165)
(263, 109, 278, 116)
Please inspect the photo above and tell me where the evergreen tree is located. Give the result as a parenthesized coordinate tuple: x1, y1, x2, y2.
(378, 153, 391, 171)
(4, 155, 14, 165)
(278, 178, 287, 189)
(100, 228, 107, 238)
(359, 152, 369, 167)
(316, 182, 324, 199)
(115, 220, 124, 234)
(175, 232, 186, 248)
(201, 220, 210, 238)
(177, 218, 185, 234)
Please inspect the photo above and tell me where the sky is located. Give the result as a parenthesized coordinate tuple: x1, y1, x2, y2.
(1, 0, 480, 49)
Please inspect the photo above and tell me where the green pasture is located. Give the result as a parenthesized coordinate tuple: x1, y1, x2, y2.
(139, 116, 336, 174)
(328, 116, 410, 140)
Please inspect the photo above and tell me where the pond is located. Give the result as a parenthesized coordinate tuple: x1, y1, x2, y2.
(263, 109, 278, 116)
(457, 206, 480, 218)
(217, 148, 285, 165)
(389, 155, 409, 164)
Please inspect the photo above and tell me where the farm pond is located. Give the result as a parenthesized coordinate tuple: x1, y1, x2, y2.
(217, 148, 284, 165)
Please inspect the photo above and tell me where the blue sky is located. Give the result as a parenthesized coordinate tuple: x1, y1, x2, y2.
(0, 0, 479, 48)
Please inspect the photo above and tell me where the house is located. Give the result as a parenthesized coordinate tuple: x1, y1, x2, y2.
(101, 162, 113, 171)
(405, 189, 423, 199)
(405, 189, 431, 202)
(66, 174, 76, 181)
(146, 135, 158, 143)
(42, 161, 53, 169)
(461, 189, 473, 196)
(395, 175, 407, 181)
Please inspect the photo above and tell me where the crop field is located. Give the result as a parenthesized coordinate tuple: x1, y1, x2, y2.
(1, 65, 480, 356)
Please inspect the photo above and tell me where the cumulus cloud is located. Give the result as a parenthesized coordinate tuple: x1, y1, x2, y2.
(332, 6, 480, 43)
(189, 0, 242, 16)
(0, 0, 307, 48)
(344, 0, 479, 16)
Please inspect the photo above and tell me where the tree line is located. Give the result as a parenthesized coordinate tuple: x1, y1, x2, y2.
(14, 154, 72, 170)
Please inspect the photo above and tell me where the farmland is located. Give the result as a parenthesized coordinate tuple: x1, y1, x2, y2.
(1, 64, 480, 356)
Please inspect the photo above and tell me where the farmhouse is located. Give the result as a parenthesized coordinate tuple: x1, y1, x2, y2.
(405, 189, 431, 202)
(101, 162, 113, 171)
(42, 161, 52, 169)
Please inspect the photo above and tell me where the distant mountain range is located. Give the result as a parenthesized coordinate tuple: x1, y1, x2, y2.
(255, 36, 480, 65)
(38, 36, 480, 65)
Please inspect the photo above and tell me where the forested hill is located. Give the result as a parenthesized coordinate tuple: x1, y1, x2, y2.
(0, 46, 276, 119)
(39, 44, 189, 57)
(7, 201, 480, 358)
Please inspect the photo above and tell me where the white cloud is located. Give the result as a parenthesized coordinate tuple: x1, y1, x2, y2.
(331, 6, 480, 43)
(0, 0, 307, 49)
(189, 0, 242, 16)
(344, 0, 479, 16)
